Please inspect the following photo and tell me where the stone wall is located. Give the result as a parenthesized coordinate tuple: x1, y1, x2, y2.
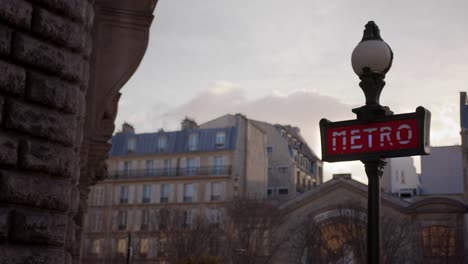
(0, 0, 94, 263)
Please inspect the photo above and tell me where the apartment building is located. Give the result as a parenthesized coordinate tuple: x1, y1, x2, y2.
(82, 114, 320, 262)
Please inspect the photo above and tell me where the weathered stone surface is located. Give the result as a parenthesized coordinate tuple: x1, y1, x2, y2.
(0, 170, 70, 210)
(0, 0, 33, 29)
(27, 71, 80, 114)
(32, 8, 84, 51)
(0, 133, 18, 166)
(5, 100, 76, 145)
(0, 245, 65, 263)
(10, 209, 67, 246)
(19, 139, 74, 178)
(0, 25, 12, 55)
(0, 60, 26, 95)
(0, 96, 4, 125)
(29, 0, 87, 23)
(12, 34, 82, 81)
(0, 208, 9, 241)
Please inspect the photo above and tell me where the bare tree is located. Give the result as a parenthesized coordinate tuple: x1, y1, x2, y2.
(155, 208, 221, 264)
(219, 197, 287, 264)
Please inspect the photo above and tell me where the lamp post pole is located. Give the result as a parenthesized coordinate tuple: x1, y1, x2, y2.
(351, 21, 394, 264)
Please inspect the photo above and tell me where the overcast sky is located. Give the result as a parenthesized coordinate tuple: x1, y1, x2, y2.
(115, 0, 468, 183)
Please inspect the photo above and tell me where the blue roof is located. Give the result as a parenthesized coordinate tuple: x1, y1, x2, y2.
(109, 126, 237, 157)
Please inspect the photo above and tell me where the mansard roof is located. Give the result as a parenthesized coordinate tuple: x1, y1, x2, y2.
(109, 126, 237, 156)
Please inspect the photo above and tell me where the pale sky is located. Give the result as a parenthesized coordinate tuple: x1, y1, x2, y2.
(115, 0, 468, 183)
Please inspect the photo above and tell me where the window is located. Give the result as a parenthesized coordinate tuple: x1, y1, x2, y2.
(278, 188, 288, 195)
(93, 187, 105, 206)
(91, 239, 102, 256)
(163, 159, 171, 176)
(186, 158, 198, 175)
(267, 188, 272, 196)
(215, 132, 226, 148)
(183, 183, 194, 202)
(183, 210, 192, 228)
(145, 160, 154, 176)
(296, 171, 300, 186)
(159, 209, 170, 230)
(123, 161, 132, 177)
(160, 184, 169, 203)
(401, 171, 406, 184)
(188, 133, 199, 151)
(158, 135, 167, 151)
(213, 156, 224, 175)
(91, 213, 102, 232)
(142, 185, 151, 203)
(117, 211, 127, 230)
(209, 209, 222, 227)
(139, 238, 149, 257)
(211, 182, 222, 201)
(127, 137, 136, 152)
(117, 238, 127, 256)
(119, 186, 129, 204)
(422, 226, 456, 257)
(267, 146, 273, 155)
(278, 167, 288, 173)
(141, 210, 149, 230)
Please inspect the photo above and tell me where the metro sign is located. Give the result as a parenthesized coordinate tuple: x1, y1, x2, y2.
(320, 107, 431, 162)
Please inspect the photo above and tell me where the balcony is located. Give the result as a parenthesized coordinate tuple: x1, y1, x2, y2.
(108, 165, 232, 179)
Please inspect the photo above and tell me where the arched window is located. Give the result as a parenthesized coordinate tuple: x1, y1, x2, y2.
(421, 225, 456, 257)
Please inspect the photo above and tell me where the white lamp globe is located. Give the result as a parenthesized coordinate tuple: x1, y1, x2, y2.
(351, 21, 393, 76)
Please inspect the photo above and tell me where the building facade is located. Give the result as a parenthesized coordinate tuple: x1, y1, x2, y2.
(82, 114, 321, 262)
(381, 157, 421, 197)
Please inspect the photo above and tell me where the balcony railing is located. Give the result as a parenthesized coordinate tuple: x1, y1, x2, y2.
(108, 165, 232, 179)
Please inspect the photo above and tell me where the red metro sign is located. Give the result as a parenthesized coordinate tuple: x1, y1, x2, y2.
(320, 107, 431, 162)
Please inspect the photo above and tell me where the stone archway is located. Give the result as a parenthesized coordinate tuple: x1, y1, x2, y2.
(0, 1, 158, 263)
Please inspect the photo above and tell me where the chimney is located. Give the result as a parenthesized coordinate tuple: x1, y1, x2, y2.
(122, 122, 135, 134)
(181, 117, 198, 130)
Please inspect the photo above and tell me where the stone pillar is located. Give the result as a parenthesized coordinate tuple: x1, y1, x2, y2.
(0, 0, 94, 263)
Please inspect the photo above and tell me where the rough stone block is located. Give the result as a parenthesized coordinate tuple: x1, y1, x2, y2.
(0, 96, 3, 124)
(0, 170, 70, 211)
(19, 139, 75, 178)
(0, 208, 9, 241)
(0, 0, 33, 29)
(0, 25, 12, 55)
(27, 71, 80, 114)
(0, 245, 65, 263)
(32, 8, 84, 51)
(29, 0, 86, 23)
(5, 100, 76, 145)
(9, 209, 67, 246)
(12, 33, 82, 82)
(0, 60, 26, 95)
(0, 133, 18, 166)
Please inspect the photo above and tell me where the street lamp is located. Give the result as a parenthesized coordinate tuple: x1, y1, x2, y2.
(351, 21, 393, 121)
(351, 21, 393, 264)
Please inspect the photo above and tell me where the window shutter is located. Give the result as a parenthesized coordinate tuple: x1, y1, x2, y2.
(220, 182, 227, 200)
(128, 185, 135, 204)
(168, 184, 174, 202)
(205, 182, 211, 202)
(114, 186, 120, 204)
(112, 211, 118, 231)
(193, 183, 198, 202)
(134, 210, 142, 231)
(177, 184, 184, 202)
(136, 185, 142, 203)
(153, 184, 160, 204)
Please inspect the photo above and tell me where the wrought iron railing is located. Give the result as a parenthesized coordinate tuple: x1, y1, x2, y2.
(108, 165, 232, 179)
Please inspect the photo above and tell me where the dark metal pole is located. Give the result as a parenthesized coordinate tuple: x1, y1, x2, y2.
(363, 159, 386, 264)
(126, 232, 132, 264)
